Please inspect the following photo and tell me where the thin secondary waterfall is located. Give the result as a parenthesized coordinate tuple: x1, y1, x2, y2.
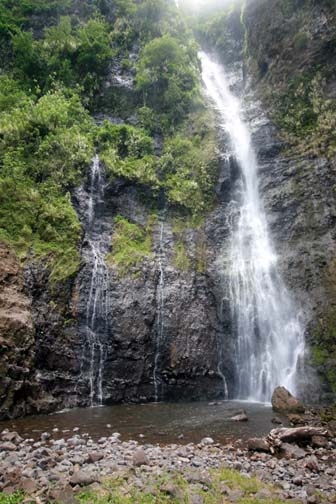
(200, 52, 305, 402)
(84, 154, 110, 406)
(153, 219, 165, 402)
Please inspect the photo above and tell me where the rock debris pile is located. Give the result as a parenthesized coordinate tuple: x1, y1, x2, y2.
(0, 424, 335, 503)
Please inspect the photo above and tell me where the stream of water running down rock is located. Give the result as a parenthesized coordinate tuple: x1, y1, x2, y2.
(153, 218, 165, 402)
(82, 154, 111, 406)
(200, 53, 305, 402)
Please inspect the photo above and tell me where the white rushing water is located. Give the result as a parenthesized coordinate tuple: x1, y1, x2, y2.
(85, 154, 110, 406)
(153, 219, 165, 402)
(200, 52, 305, 402)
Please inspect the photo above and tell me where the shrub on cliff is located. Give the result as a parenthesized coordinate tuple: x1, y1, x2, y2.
(0, 81, 94, 281)
(136, 34, 199, 130)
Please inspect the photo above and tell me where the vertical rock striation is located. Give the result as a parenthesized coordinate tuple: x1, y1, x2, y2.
(0, 244, 35, 418)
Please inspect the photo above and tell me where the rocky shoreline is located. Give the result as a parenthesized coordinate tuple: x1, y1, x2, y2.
(1, 417, 335, 504)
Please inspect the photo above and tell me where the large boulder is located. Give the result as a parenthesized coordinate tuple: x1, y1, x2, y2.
(271, 387, 305, 414)
(247, 437, 271, 452)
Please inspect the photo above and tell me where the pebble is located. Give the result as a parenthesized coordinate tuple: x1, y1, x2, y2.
(0, 442, 17, 452)
(70, 470, 98, 486)
(0, 428, 335, 502)
(230, 414, 248, 422)
(133, 449, 149, 467)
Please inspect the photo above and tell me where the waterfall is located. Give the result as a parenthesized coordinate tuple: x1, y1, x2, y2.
(153, 219, 165, 402)
(200, 52, 305, 402)
(82, 154, 111, 406)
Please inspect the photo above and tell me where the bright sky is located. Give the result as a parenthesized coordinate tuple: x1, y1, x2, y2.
(176, 0, 238, 13)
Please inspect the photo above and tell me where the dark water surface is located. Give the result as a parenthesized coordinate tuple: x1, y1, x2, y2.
(1, 401, 285, 445)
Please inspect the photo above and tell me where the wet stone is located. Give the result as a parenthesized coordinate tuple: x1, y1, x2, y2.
(311, 436, 329, 448)
(230, 414, 248, 422)
(0, 442, 17, 452)
(281, 443, 306, 460)
(189, 494, 204, 504)
(70, 470, 98, 486)
(247, 437, 270, 452)
(20, 478, 38, 495)
(49, 484, 77, 504)
(132, 449, 149, 467)
(304, 456, 320, 472)
(86, 452, 105, 463)
(161, 483, 184, 500)
(1, 432, 23, 444)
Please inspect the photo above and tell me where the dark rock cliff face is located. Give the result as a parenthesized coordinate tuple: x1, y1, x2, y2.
(250, 112, 336, 400)
(0, 244, 36, 418)
(243, 0, 336, 398)
(1, 0, 336, 419)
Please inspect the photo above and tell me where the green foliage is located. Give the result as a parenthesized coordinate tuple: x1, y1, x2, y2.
(195, 236, 207, 273)
(136, 34, 199, 130)
(110, 0, 182, 52)
(273, 72, 336, 157)
(293, 30, 309, 50)
(0, 177, 82, 282)
(0, 87, 94, 187)
(97, 122, 159, 190)
(159, 133, 218, 213)
(0, 0, 71, 38)
(0, 493, 24, 504)
(280, 0, 300, 16)
(194, 2, 244, 61)
(74, 17, 113, 95)
(107, 215, 154, 275)
(77, 467, 289, 504)
(113, 0, 137, 18)
(0, 83, 94, 281)
(8, 14, 113, 101)
(98, 108, 218, 216)
(97, 122, 154, 159)
(312, 311, 336, 394)
(0, 75, 32, 111)
(134, 0, 167, 42)
(174, 241, 192, 271)
(172, 217, 208, 273)
(310, 258, 336, 394)
(0, 0, 220, 284)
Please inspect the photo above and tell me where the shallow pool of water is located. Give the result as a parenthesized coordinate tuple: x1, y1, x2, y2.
(1, 401, 286, 445)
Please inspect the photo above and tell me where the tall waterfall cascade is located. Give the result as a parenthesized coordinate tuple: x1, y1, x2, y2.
(81, 154, 111, 406)
(200, 52, 305, 402)
(153, 218, 166, 402)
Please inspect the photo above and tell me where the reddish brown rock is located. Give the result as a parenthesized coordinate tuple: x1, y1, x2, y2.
(0, 442, 17, 452)
(70, 471, 98, 486)
(86, 452, 105, 463)
(132, 448, 149, 467)
(271, 387, 305, 414)
(280, 443, 306, 460)
(288, 414, 305, 425)
(304, 455, 320, 472)
(311, 435, 329, 448)
(49, 484, 77, 504)
(20, 478, 38, 495)
(247, 438, 271, 452)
